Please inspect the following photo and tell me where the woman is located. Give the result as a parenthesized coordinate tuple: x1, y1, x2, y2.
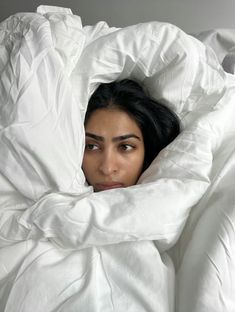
(82, 79, 180, 191)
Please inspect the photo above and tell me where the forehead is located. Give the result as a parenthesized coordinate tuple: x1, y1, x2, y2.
(85, 108, 142, 137)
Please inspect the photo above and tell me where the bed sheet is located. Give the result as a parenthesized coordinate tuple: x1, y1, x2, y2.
(0, 5, 235, 312)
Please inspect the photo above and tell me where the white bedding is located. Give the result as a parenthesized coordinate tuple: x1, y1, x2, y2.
(0, 5, 235, 312)
(194, 28, 235, 74)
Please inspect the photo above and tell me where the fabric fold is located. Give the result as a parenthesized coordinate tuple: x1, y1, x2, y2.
(1, 5, 235, 312)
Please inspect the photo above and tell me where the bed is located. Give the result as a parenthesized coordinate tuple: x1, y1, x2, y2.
(0, 5, 235, 312)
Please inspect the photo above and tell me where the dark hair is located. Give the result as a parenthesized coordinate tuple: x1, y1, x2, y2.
(85, 79, 180, 171)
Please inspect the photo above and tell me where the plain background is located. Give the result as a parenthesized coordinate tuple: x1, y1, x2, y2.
(1, 0, 235, 33)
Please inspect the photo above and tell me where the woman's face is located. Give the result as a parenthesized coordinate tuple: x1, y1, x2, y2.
(82, 108, 145, 192)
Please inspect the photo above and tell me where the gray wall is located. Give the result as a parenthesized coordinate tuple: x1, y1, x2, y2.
(1, 0, 235, 33)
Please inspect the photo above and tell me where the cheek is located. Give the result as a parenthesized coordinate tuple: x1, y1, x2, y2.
(82, 155, 95, 180)
(124, 151, 145, 181)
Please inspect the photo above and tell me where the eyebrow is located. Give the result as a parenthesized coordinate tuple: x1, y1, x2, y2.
(85, 132, 141, 142)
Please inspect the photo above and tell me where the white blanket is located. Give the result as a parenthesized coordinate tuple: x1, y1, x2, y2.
(0, 5, 235, 312)
(194, 28, 235, 74)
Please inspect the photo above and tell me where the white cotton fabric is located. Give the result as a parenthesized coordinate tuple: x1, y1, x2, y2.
(193, 28, 235, 74)
(0, 5, 235, 312)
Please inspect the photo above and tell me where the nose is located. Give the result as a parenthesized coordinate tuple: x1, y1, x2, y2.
(98, 149, 118, 176)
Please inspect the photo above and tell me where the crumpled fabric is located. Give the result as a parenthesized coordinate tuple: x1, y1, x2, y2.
(0, 5, 234, 312)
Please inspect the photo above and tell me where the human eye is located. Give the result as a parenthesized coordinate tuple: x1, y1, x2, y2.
(119, 143, 135, 152)
(85, 143, 100, 151)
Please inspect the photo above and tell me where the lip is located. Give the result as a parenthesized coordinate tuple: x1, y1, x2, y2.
(95, 182, 124, 191)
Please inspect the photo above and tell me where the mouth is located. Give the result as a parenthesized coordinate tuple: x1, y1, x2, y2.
(95, 182, 124, 191)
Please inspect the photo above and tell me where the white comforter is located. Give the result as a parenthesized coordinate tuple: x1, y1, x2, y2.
(0, 5, 235, 312)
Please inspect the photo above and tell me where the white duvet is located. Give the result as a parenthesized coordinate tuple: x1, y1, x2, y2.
(0, 5, 235, 312)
